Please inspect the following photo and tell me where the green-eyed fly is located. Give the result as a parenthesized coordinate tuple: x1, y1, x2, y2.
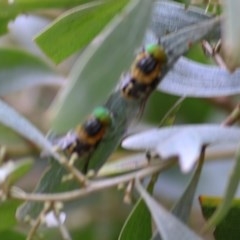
(56, 106, 112, 172)
(121, 43, 167, 100)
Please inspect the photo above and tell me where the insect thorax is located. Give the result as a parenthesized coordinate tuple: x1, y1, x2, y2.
(83, 118, 103, 137)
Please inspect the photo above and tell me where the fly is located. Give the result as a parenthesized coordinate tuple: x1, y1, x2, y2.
(56, 106, 112, 172)
(121, 43, 167, 100)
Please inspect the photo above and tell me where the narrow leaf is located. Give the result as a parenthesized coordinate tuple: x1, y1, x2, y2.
(159, 57, 240, 98)
(0, 0, 92, 36)
(118, 198, 152, 240)
(35, 0, 129, 63)
(50, 0, 153, 132)
(160, 16, 221, 67)
(118, 178, 155, 240)
(0, 200, 22, 231)
(151, 0, 215, 38)
(122, 125, 240, 173)
(151, 151, 205, 240)
(135, 179, 202, 240)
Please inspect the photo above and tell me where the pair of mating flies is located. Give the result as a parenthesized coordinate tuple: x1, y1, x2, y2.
(55, 43, 167, 171)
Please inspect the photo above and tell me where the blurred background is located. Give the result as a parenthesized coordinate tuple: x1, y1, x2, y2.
(0, 0, 238, 239)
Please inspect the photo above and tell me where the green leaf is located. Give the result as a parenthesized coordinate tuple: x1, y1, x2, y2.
(0, 48, 63, 95)
(135, 179, 202, 240)
(0, 0, 94, 36)
(118, 198, 152, 240)
(16, 156, 73, 221)
(50, 0, 153, 133)
(0, 200, 22, 231)
(0, 230, 26, 240)
(200, 196, 240, 240)
(35, 0, 129, 63)
(0, 124, 29, 145)
(0, 17, 14, 35)
(4, 0, 94, 9)
(118, 181, 154, 240)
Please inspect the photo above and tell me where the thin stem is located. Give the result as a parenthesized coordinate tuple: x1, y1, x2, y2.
(27, 202, 52, 240)
(58, 155, 88, 186)
(10, 160, 176, 203)
(222, 103, 240, 126)
(53, 207, 72, 240)
(202, 40, 228, 70)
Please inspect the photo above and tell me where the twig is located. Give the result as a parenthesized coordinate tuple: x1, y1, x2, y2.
(27, 202, 52, 240)
(57, 154, 88, 186)
(202, 40, 228, 70)
(123, 179, 135, 204)
(222, 104, 240, 126)
(10, 159, 176, 203)
(207, 97, 234, 113)
(53, 204, 72, 240)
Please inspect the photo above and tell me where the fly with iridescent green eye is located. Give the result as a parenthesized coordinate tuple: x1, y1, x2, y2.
(56, 106, 112, 171)
(121, 43, 167, 100)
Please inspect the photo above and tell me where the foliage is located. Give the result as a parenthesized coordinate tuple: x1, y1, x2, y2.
(0, 0, 239, 240)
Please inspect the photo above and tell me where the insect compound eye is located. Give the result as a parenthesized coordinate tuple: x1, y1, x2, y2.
(136, 57, 158, 74)
(145, 43, 167, 63)
(83, 118, 102, 136)
(92, 106, 112, 125)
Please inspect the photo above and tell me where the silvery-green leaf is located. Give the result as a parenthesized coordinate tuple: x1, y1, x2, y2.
(50, 0, 153, 132)
(222, 0, 240, 71)
(135, 179, 202, 240)
(158, 57, 240, 97)
(122, 125, 240, 173)
(151, 0, 216, 38)
(160, 16, 221, 67)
